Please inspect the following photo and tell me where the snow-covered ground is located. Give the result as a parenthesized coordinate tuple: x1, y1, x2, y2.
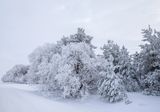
(0, 83, 160, 112)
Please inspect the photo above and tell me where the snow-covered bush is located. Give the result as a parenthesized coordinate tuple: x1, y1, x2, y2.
(2, 64, 29, 83)
(98, 74, 126, 103)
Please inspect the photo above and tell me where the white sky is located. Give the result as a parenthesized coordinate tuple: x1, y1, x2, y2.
(0, 0, 160, 74)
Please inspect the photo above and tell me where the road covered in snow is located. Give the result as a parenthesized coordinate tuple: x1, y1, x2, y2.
(0, 83, 160, 112)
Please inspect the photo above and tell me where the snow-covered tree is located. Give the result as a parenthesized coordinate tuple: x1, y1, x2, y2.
(41, 54, 62, 91)
(2, 64, 29, 83)
(101, 40, 120, 67)
(2, 27, 145, 101)
(132, 52, 143, 89)
(101, 41, 139, 92)
(58, 28, 96, 50)
(98, 56, 126, 103)
(138, 26, 160, 95)
(118, 46, 140, 92)
(143, 70, 160, 95)
(56, 43, 97, 98)
(27, 43, 60, 84)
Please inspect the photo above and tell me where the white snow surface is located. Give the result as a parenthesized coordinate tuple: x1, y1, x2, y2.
(0, 83, 160, 112)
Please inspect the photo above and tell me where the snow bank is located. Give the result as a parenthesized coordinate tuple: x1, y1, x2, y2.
(0, 83, 160, 112)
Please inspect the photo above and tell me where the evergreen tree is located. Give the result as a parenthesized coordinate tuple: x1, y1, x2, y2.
(101, 40, 120, 67)
(138, 26, 160, 95)
(118, 46, 140, 92)
(132, 52, 143, 89)
(58, 28, 96, 50)
(98, 56, 126, 103)
(102, 41, 139, 92)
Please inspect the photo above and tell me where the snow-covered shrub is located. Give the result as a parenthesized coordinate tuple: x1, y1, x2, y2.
(98, 74, 126, 103)
(2, 64, 29, 83)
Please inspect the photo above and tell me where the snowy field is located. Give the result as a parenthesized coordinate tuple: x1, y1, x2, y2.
(0, 83, 160, 112)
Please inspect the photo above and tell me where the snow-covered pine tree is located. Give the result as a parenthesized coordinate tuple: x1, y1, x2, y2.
(101, 40, 120, 68)
(143, 70, 160, 95)
(102, 41, 140, 92)
(58, 28, 96, 50)
(98, 56, 126, 103)
(132, 52, 143, 89)
(138, 26, 160, 95)
(2, 64, 29, 83)
(118, 46, 140, 92)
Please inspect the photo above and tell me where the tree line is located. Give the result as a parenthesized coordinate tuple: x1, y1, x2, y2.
(2, 26, 160, 103)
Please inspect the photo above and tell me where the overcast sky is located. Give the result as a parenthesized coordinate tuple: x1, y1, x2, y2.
(0, 0, 160, 75)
